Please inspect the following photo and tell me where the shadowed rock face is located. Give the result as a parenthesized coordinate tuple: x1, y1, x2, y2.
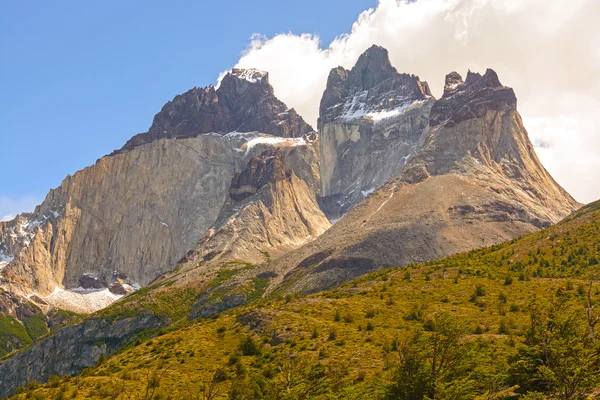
(116, 69, 314, 154)
(429, 69, 517, 127)
(229, 150, 288, 201)
(0, 315, 162, 397)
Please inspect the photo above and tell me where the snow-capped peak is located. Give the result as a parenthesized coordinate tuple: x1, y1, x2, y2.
(230, 68, 268, 83)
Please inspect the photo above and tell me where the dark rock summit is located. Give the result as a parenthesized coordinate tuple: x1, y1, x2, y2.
(116, 68, 314, 154)
(319, 45, 432, 125)
(430, 69, 517, 127)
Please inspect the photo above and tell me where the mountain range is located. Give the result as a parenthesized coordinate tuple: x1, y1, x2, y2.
(0, 45, 588, 398)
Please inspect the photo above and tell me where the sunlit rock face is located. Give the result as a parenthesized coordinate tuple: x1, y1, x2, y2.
(0, 68, 316, 300)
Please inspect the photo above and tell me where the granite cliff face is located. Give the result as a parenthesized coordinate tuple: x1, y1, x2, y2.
(150, 139, 330, 318)
(318, 45, 434, 218)
(274, 67, 580, 294)
(0, 69, 315, 302)
(0, 135, 237, 296)
(178, 141, 327, 270)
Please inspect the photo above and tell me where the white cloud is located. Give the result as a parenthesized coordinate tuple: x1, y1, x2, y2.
(0, 214, 15, 222)
(225, 0, 600, 203)
(0, 196, 41, 222)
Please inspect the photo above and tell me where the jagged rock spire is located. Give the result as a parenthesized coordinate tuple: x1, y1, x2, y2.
(345, 45, 398, 91)
(429, 68, 516, 127)
(319, 44, 432, 125)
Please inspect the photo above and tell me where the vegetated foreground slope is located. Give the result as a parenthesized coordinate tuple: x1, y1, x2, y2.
(7, 200, 600, 399)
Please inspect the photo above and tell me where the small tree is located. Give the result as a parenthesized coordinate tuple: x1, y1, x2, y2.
(238, 335, 261, 356)
(385, 313, 477, 400)
(508, 294, 600, 399)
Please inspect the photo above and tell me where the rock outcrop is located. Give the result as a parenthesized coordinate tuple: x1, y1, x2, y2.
(273, 66, 580, 294)
(153, 140, 330, 318)
(0, 134, 237, 296)
(0, 314, 161, 397)
(318, 45, 434, 218)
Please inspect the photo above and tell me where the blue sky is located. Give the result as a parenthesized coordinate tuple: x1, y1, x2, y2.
(2, 0, 599, 219)
(0, 0, 376, 219)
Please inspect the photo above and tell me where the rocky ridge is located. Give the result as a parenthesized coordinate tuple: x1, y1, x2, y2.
(0, 46, 584, 396)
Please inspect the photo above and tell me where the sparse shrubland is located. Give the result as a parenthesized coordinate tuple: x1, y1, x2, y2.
(6, 202, 600, 399)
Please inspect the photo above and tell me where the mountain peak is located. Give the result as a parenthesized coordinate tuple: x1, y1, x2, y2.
(430, 68, 516, 127)
(346, 45, 397, 91)
(229, 68, 269, 84)
(115, 69, 313, 154)
(218, 68, 273, 97)
(442, 71, 464, 97)
(319, 45, 432, 125)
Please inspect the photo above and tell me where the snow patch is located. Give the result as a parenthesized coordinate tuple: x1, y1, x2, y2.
(337, 92, 426, 123)
(44, 286, 124, 314)
(225, 131, 261, 139)
(361, 187, 376, 197)
(243, 135, 306, 155)
(231, 68, 268, 83)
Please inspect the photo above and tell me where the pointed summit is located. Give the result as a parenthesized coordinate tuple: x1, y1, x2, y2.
(317, 45, 435, 218)
(319, 45, 432, 125)
(430, 68, 516, 127)
(442, 71, 464, 97)
(346, 45, 398, 91)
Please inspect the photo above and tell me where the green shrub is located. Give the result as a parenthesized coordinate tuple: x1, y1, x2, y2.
(23, 313, 49, 341)
(238, 335, 261, 356)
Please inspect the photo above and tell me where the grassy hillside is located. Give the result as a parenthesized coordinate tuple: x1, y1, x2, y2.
(7, 202, 600, 399)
